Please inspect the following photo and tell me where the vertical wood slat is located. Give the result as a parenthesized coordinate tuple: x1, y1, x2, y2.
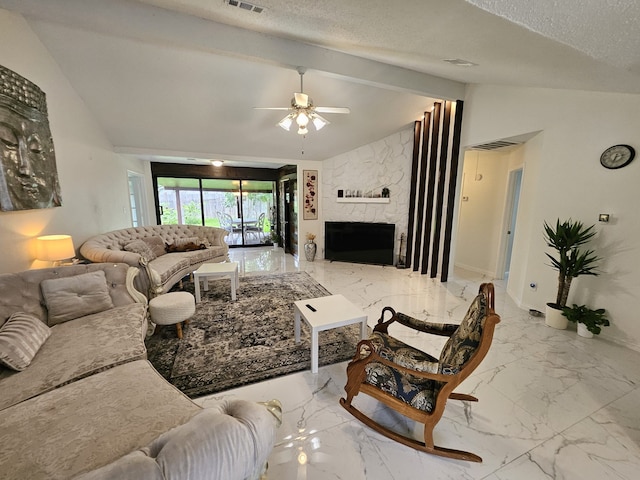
(430, 101, 452, 278)
(420, 102, 441, 274)
(405, 120, 422, 269)
(405, 100, 463, 280)
(440, 100, 464, 282)
(412, 111, 432, 271)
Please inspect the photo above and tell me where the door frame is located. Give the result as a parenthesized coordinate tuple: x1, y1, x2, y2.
(496, 167, 523, 279)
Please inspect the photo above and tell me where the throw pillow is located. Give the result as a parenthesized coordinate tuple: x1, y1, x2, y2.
(40, 270, 115, 326)
(124, 239, 156, 261)
(141, 236, 166, 258)
(0, 312, 51, 371)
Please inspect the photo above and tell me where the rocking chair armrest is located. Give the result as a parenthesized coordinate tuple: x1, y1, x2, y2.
(396, 313, 459, 336)
(373, 307, 459, 337)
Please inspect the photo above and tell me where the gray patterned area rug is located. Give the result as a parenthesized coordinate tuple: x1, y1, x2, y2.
(145, 272, 362, 398)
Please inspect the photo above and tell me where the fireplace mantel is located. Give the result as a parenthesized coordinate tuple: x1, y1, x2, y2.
(336, 198, 390, 204)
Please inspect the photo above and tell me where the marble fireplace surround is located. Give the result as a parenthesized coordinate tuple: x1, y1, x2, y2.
(322, 128, 414, 264)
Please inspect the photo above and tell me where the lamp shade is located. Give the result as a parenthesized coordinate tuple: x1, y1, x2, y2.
(36, 235, 75, 262)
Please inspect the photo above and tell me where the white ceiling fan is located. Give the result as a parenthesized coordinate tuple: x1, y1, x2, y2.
(255, 67, 350, 135)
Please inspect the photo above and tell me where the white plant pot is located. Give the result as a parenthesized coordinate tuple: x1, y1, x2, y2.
(545, 303, 568, 330)
(577, 322, 594, 338)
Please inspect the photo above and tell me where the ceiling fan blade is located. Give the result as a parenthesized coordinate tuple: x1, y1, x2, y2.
(315, 106, 351, 114)
(253, 107, 291, 111)
(294, 92, 309, 108)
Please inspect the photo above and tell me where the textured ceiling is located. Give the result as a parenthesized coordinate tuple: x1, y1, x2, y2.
(1, 0, 638, 165)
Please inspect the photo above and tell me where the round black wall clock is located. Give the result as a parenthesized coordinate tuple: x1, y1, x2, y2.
(600, 144, 635, 169)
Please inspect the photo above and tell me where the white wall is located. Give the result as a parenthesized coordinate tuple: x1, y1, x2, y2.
(321, 128, 414, 260)
(0, 9, 147, 273)
(462, 84, 640, 351)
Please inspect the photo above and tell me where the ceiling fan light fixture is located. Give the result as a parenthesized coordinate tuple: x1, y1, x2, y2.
(312, 115, 327, 131)
(296, 111, 310, 127)
(278, 115, 293, 131)
(255, 66, 349, 136)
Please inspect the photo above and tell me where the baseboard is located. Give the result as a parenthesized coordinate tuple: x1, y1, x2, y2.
(453, 262, 494, 277)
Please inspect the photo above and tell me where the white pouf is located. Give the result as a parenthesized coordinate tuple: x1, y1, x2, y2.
(148, 291, 195, 339)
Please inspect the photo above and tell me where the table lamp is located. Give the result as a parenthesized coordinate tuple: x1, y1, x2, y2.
(36, 235, 75, 266)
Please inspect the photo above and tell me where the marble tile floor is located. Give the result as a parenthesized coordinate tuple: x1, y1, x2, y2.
(195, 247, 640, 479)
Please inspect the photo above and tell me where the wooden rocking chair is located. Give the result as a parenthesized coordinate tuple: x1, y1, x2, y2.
(340, 283, 500, 462)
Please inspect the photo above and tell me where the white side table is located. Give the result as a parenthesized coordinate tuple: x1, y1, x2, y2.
(193, 262, 239, 302)
(294, 294, 368, 373)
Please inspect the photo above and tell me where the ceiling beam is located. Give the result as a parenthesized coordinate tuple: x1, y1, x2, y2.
(1, 0, 465, 99)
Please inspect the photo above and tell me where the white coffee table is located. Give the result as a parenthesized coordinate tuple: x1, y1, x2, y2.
(294, 294, 368, 373)
(193, 262, 239, 302)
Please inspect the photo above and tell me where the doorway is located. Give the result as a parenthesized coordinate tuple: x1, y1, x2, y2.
(498, 168, 523, 279)
(279, 176, 298, 256)
(127, 171, 148, 227)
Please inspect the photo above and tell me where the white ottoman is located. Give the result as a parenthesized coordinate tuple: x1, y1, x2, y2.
(148, 291, 195, 339)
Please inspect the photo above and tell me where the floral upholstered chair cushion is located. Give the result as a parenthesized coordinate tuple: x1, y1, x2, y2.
(362, 291, 487, 413)
(438, 292, 487, 375)
(363, 333, 440, 412)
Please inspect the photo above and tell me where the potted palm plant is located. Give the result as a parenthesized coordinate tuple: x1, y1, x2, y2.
(561, 304, 610, 338)
(543, 219, 600, 329)
(270, 230, 280, 249)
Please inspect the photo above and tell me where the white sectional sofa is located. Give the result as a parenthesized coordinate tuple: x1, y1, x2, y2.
(0, 263, 280, 480)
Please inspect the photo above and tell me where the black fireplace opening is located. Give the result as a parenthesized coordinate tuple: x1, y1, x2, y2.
(325, 221, 395, 266)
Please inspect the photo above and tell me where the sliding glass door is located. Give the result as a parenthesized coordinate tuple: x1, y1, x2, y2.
(157, 176, 275, 247)
(157, 177, 203, 225)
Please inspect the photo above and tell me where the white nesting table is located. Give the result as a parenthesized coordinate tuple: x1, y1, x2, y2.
(193, 262, 239, 302)
(294, 294, 368, 373)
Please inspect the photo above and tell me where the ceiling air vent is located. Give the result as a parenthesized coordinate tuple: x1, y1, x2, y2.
(226, 0, 264, 13)
(470, 140, 520, 151)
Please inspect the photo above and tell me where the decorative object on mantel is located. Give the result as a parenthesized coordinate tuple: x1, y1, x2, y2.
(303, 170, 318, 219)
(0, 65, 62, 211)
(382, 187, 390, 198)
(304, 233, 317, 262)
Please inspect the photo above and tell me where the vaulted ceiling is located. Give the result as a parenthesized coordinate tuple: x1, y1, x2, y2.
(2, 0, 639, 164)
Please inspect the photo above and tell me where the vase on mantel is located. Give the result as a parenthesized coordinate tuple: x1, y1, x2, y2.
(304, 241, 317, 262)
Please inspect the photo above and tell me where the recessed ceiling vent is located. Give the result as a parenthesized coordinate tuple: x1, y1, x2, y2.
(470, 140, 520, 151)
(226, 0, 264, 13)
